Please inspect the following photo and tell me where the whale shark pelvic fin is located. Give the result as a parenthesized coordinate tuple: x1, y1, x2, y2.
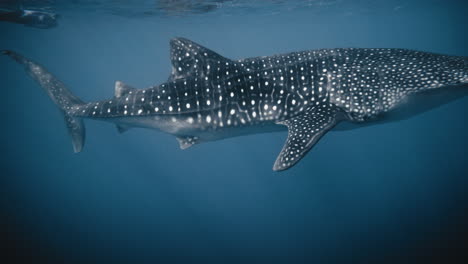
(116, 124, 131, 133)
(273, 104, 340, 171)
(176, 136, 199, 150)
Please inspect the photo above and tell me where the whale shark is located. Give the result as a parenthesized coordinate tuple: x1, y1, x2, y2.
(3, 38, 467, 171)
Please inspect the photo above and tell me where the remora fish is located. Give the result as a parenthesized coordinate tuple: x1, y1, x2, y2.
(3, 38, 467, 171)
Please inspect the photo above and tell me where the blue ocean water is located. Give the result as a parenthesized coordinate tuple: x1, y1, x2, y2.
(1, 0, 468, 263)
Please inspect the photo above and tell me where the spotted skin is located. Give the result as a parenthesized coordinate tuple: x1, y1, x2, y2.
(2, 39, 467, 171)
(274, 104, 341, 170)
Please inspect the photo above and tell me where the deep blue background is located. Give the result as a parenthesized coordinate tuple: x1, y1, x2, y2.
(1, 0, 468, 263)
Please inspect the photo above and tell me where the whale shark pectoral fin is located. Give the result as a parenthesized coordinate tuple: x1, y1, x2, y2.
(176, 136, 199, 150)
(273, 104, 339, 171)
(115, 81, 137, 98)
(169, 37, 232, 81)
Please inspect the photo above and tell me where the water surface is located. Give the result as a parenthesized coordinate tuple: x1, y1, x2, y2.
(1, 0, 468, 263)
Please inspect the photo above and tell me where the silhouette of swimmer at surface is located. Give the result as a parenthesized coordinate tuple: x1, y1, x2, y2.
(0, 9, 58, 28)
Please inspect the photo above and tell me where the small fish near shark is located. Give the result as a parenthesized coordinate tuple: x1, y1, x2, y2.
(2, 38, 468, 171)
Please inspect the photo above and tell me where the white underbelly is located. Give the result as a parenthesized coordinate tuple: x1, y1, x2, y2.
(112, 114, 286, 142)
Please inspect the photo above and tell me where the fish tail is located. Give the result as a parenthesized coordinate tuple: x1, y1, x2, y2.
(2, 50, 86, 152)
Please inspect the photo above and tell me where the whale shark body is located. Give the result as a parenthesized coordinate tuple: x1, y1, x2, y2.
(3, 38, 468, 171)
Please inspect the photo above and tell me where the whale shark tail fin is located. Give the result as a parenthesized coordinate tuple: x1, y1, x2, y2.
(2, 50, 86, 153)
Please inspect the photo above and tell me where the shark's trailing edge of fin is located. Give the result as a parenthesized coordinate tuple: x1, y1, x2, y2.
(2, 50, 86, 152)
(169, 37, 234, 81)
(273, 104, 340, 171)
(115, 80, 137, 98)
(64, 113, 85, 153)
(116, 124, 131, 134)
(176, 136, 199, 150)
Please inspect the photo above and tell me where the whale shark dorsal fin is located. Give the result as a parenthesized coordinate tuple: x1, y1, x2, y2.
(169, 37, 231, 80)
(273, 104, 340, 171)
(115, 81, 136, 98)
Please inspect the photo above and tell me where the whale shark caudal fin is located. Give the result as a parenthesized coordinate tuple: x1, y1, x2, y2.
(273, 104, 341, 171)
(2, 50, 86, 153)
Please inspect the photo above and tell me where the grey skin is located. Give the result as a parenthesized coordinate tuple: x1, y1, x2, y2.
(2, 38, 467, 171)
(0, 9, 58, 29)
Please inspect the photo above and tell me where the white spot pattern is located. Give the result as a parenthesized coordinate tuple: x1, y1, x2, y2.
(37, 39, 466, 171)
